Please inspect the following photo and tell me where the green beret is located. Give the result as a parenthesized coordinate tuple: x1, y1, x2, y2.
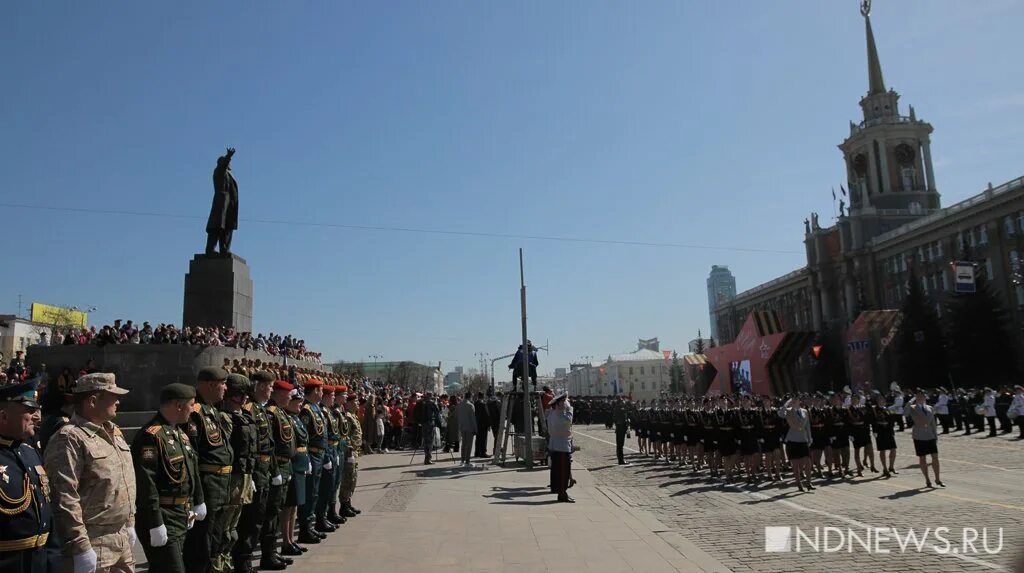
(160, 383, 197, 403)
(197, 366, 229, 382)
(251, 370, 275, 383)
(226, 374, 252, 397)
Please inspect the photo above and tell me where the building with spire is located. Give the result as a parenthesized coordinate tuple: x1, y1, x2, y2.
(711, 2, 1024, 393)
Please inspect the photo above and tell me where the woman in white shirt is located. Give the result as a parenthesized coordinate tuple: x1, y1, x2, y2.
(983, 388, 998, 437)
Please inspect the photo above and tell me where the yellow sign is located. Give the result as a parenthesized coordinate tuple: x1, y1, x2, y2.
(30, 303, 88, 328)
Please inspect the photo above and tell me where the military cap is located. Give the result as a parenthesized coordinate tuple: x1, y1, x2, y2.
(74, 372, 129, 395)
(273, 380, 294, 392)
(304, 378, 323, 389)
(0, 378, 41, 409)
(197, 366, 229, 382)
(322, 385, 335, 394)
(251, 370, 276, 384)
(160, 383, 197, 403)
(226, 373, 252, 397)
(552, 392, 568, 405)
(346, 394, 358, 402)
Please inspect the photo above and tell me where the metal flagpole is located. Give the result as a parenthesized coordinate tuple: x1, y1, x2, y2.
(520, 249, 533, 469)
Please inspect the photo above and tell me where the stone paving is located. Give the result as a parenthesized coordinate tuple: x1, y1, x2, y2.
(572, 424, 1024, 573)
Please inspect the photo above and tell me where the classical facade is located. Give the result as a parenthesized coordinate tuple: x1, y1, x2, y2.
(712, 5, 1024, 391)
(566, 339, 675, 401)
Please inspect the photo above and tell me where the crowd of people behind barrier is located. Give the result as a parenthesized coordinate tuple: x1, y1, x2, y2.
(31, 319, 322, 363)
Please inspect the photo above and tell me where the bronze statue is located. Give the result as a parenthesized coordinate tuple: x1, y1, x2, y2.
(206, 147, 238, 255)
(839, 200, 846, 217)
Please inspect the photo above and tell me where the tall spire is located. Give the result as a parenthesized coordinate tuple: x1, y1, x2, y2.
(862, 0, 886, 95)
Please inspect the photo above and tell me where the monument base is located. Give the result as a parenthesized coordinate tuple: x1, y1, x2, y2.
(183, 253, 253, 332)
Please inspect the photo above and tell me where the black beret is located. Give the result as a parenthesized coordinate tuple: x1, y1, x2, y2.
(160, 383, 197, 403)
(251, 370, 275, 383)
(197, 367, 229, 382)
(226, 374, 252, 397)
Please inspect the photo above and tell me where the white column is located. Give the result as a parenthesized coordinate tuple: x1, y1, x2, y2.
(922, 138, 937, 192)
(866, 143, 880, 197)
(877, 140, 890, 194)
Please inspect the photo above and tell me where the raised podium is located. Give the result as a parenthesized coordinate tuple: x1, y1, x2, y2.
(183, 253, 253, 332)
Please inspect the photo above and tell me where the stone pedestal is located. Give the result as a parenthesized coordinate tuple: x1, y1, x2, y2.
(183, 253, 253, 332)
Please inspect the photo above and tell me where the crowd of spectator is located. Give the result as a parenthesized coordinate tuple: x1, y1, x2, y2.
(38, 319, 322, 363)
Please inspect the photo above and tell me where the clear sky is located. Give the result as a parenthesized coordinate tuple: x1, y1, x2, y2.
(2, 1, 1022, 379)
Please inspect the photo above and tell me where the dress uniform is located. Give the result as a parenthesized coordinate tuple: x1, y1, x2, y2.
(338, 395, 363, 517)
(0, 378, 60, 573)
(219, 374, 257, 573)
(234, 371, 283, 573)
(314, 386, 341, 532)
(262, 381, 296, 567)
(325, 390, 349, 525)
(297, 380, 327, 542)
(44, 372, 136, 573)
(184, 367, 234, 573)
(133, 383, 203, 573)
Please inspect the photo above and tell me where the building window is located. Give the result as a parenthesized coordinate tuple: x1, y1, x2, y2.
(641, 382, 646, 390)
(1006, 217, 1016, 236)
(629, 367, 633, 375)
(937, 241, 944, 257)
(639, 366, 644, 375)
(957, 233, 965, 251)
(967, 229, 976, 247)
(941, 271, 948, 291)
(979, 225, 988, 245)
(921, 276, 928, 295)
(985, 258, 994, 280)
(926, 244, 933, 261)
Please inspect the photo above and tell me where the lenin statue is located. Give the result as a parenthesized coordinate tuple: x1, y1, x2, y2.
(206, 147, 238, 255)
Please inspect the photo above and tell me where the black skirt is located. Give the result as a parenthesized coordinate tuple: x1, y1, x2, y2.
(739, 434, 760, 456)
(686, 428, 702, 446)
(718, 432, 738, 457)
(874, 429, 897, 451)
(851, 425, 871, 448)
(703, 433, 717, 453)
(761, 436, 782, 452)
(913, 439, 938, 457)
(785, 441, 810, 460)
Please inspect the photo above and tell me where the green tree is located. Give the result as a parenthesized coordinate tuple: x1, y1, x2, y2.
(895, 267, 948, 390)
(694, 329, 706, 354)
(669, 351, 683, 394)
(944, 264, 1017, 387)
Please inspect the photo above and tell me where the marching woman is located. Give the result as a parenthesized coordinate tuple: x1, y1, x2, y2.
(869, 392, 898, 477)
(906, 389, 944, 488)
(779, 395, 813, 492)
(737, 395, 761, 484)
(758, 395, 783, 483)
(848, 392, 877, 476)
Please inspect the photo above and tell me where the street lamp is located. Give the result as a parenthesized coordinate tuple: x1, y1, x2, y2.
(369, 354, 382, 380)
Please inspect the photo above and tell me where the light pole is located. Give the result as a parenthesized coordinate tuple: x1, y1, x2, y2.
(369, 354, 382, 381)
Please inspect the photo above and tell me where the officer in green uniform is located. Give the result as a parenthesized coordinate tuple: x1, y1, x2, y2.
(262, 380, 295, 566)
(314, 385, 339, 532)
(132, 383, 203, 573)
(325, 389, 348, 525)
(184, 367, 234, 573)
(297, 380, 327, 543)
(338, 394, 363, 517)
(220, 374, 257, 573)
(234, 371, 284, 573)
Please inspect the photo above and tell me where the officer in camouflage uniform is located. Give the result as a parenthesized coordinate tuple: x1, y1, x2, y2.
(325, 388, 348, 525)
(297, 379, 327, 543)
(132, 383, 203, 573)
(45, 373, 136, 573)
(234, 371, 285, 572)
(338, 393, 363, 517)
(184, 366, 234, 573)
(0, 378, 60, 573)
(262, 380, 296, 568)
(314, 385, 341, 532)
(219, 374, 257, 573)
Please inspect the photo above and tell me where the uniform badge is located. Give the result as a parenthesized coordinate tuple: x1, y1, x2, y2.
(0, 465, 8, 484)
(142, 447, 157, 462)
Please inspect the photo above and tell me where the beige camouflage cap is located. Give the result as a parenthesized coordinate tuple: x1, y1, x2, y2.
(74, 372, 129, 395)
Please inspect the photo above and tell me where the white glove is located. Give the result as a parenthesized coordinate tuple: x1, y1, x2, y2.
(194, 503, 207, 521)
(271, 474, 284, 486)
(150, 524, 168, 547)
(323, 460, 333, 470)
(127, 527, 137, 548)
(73, 548, 97, 573)
(187, 512, 196, 530)
(305, 468, 312, 475)
(249, 480, 257, 495)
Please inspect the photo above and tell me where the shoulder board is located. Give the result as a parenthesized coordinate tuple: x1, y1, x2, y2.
(243, 403, 253, 412)
(266, 405, 278, 412)
(61, 416, 70, 423)
(303, 404, 313, 411)
(192, 404, 202, 413)
(146, 425, 162, 435)
(113, 425, 124, 436)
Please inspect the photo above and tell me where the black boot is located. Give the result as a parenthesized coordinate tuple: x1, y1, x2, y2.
(281, 544, 304, 556)
(346, 502, 362, 515)
(298, 529, 322, 544)
(341, 503, 357, 517)
(316, 517, 337, 533)
(327, 510, 347, 525)
(257, 557, 286, 571)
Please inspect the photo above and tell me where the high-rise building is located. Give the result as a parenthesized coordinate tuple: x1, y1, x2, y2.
(706, 266, 737, 340)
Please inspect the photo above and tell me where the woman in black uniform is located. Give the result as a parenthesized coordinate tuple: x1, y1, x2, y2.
(685, 404, 703, 472)
(737, 395, 761, 483)
(829, 393, 852, 478)
(870, 392, 898, 477)
(635, 401, 649, 455)
(809, 395, 831, 478)
(848, 392, 877, 476)
(758, 396, 783, 482)
(702, 400, 720, 478)
(717, 397, 739, 482)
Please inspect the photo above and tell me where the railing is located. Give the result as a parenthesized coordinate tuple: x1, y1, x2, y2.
(852, 115, 918, 134)
(869, 175, 1024, 246)
(718, 268, 810, 308)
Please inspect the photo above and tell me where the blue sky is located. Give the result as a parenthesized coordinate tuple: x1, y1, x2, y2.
(2, 1, 1022, 378)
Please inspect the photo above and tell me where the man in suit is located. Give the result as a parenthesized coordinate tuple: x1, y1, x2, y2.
(474, 392, 490, 458)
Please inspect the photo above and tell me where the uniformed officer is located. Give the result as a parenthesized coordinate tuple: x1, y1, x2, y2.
(219, 374, 257, 573)
(45, 372, 136, 573)
(184, 366, 234, 573)
(262, 380, 295, 567)
(234, 371, 285, 573)
(338, 394, 363, 518)
(297, 379, 327, 542)
(314, 385, 340, 533)
(325, 389, 349, 526)
(0, 378, 60, 573)
(132, 383, 203, 573)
